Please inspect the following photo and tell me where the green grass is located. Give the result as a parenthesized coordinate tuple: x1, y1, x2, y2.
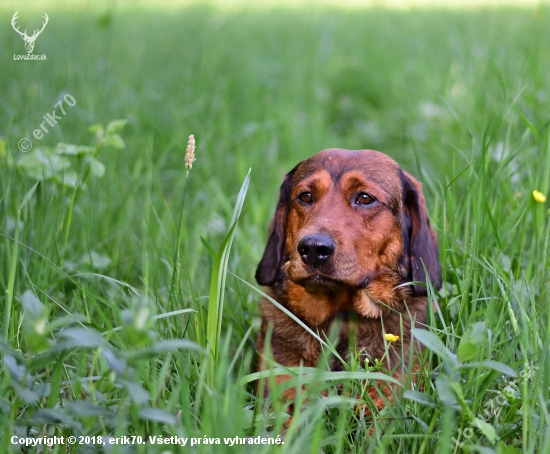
(1, 1, 549, 452)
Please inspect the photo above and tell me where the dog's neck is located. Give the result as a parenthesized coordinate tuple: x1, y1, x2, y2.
(267, 280, 423, 327)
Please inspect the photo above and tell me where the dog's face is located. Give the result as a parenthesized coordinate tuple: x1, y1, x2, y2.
(256, 149, 440, 320)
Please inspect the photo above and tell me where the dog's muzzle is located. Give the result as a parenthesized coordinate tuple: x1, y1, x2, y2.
(297, 233, 335, 268)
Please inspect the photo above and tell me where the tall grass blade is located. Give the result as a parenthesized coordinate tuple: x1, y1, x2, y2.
(4, 182, 39, 343)
(206, 169, 251, 385)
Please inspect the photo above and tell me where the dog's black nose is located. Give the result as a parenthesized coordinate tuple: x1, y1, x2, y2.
(297, 234, 335, 267)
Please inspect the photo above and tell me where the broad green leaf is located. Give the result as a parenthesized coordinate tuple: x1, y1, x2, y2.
(16, 148, 71, 181)
(457, 361, 516, 377)
(12, 382, 39, 404)
(0, 397, 11, 414)
(403, 390, 438, 407)
(53, 169, 78, 188)
(458, 339, 479, 363)
(26, 409, 83, 431)
(4, 355, 33, 386)
(65, 401, 116, 417)
(33, 383, 51, 399)
(412, 328, 457, 366)
(102, 348, 128, 375)
(88, 124, 104, 134)
(468, 321, 487, 343)
(85, 155, 105, 178)
(435, 374, 458, 407)
(497, 442, 521, 454)
(106, 119, 128, 134)
(22, 323, 50, 353)
(470, 447, 496, 454)
(458, 321, 487, 363)
(20, 290, 44, 319)
(103, 133, 125, 149)
(118, 379, 150, 404)
(59, 327, 109, 349)
(47, 314, 88, 332)
(132, 339, 204, 359)
(138, 408, 176, 426)
(56, 143, 95, 156)
(473, 418, 497, 444)
(0, 338, 25, 361)
(78, 250, 111, 270)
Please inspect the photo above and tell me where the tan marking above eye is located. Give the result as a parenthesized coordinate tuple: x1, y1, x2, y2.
(293, 170, 332, 201)
(338, 172, 389, 205)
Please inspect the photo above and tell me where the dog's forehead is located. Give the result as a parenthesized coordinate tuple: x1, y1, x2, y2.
(291, 149, 404, 196)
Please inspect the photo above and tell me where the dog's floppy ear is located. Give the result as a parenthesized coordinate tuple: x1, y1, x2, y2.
(255, 165, 300, 286)
(402, 171, 441, 295)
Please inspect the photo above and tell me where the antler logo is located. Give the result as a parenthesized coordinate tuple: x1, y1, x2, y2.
(11, 11, 49, 54)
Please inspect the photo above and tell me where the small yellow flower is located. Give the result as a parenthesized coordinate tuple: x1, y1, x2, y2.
(385, 333, 399, 343)
(533, 190, 547, 203)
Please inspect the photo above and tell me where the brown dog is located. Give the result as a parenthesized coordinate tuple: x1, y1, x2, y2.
(255, 148, 441, 409)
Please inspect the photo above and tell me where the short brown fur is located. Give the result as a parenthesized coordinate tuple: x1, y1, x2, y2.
(255, 149, 441, 410)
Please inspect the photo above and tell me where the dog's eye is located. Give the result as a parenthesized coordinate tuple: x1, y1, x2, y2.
(356, 192, 376, 205)
(298, 192, 313, 204)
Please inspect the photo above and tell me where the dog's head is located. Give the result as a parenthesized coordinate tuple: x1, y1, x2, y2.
(256, 149, 440, 318)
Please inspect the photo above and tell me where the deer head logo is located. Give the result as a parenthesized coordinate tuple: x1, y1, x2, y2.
(11, 11, 49, 54)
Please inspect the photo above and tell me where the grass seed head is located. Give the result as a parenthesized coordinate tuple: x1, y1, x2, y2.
(185, 134, 196, 176)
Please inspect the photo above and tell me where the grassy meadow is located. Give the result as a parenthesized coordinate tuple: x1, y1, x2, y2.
(0, 0, 549, 452)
